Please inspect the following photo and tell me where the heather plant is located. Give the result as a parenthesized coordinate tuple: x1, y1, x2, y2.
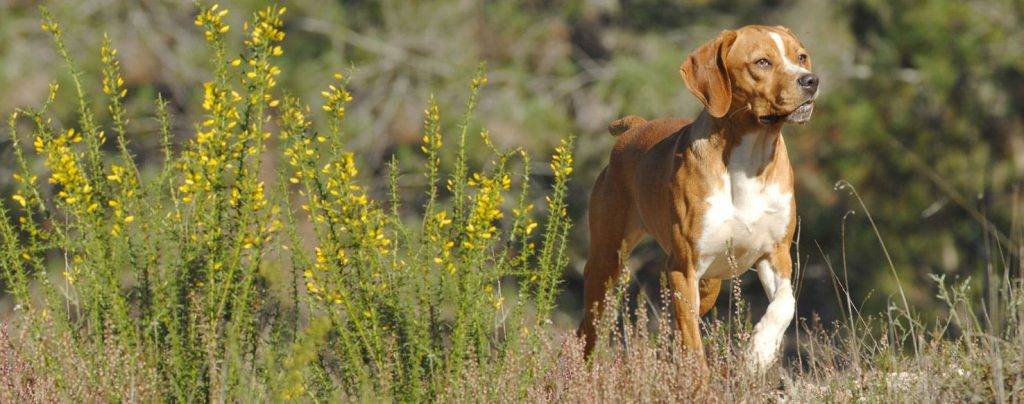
(440, 239, 1024, 402)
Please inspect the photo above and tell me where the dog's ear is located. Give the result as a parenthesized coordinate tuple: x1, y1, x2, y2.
(680, 30, 737, 118)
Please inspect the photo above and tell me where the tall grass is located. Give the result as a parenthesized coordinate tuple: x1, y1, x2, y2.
(442, 246, 1024, 402)
(1, 2, 1022, 402)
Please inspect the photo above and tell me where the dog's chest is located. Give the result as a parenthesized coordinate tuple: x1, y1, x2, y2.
(696, 141, 792, 279)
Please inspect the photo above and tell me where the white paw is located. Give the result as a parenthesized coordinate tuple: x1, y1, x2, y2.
(747, 326, 782, 373)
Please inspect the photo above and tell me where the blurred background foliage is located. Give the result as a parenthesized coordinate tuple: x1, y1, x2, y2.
(1, 0, 1021, 329)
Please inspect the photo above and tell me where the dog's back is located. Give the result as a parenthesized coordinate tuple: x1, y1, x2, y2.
(602, 116, 692, 188)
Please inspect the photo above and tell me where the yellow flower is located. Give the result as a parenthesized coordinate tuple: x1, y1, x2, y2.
(550, 138, 575, 178)
(35, 127, 96, 213)
(321, 76, 353, 123)
(100, 35, 127, 98)
(194, 4, 230, 42)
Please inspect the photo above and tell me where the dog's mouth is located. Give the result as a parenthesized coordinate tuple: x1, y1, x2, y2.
(757, 99, 815, 125)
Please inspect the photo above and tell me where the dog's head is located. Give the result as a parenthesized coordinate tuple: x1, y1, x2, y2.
(680, 25, 818, 124)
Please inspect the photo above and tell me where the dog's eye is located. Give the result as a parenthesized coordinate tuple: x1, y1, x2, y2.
(755, 58, 772, 68)
(798, 54, 808, 63)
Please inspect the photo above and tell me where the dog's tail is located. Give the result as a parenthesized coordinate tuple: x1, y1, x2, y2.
(607, 115, 647, 136)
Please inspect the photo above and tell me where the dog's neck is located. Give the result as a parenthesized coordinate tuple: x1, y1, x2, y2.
(693, 109, 784, 177)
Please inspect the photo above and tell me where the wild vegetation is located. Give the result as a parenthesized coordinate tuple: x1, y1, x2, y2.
(0, 4, 578, 400)
(0, 0, 1021, 402)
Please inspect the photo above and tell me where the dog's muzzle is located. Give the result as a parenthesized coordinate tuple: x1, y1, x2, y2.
(758, 94, 817, 125)
(784, 100, 814, 123)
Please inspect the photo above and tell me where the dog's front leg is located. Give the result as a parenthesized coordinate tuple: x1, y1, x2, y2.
(749, 252, 795, 372)
(666, 255, 706, 366)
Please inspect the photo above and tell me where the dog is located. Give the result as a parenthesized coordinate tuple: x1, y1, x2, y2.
(577, 25, 817, 372)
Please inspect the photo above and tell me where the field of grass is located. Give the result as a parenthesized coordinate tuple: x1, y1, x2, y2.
(0, 2, 1022, 402)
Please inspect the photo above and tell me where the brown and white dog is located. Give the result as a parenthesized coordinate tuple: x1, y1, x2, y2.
(577, 25, 817, 372)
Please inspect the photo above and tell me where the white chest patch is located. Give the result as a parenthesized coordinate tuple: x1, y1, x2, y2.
(696, 136, 792, 279)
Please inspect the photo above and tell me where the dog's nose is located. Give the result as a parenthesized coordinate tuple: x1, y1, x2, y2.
(797, 74, 819, 92)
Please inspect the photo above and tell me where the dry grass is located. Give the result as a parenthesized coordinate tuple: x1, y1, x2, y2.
(441, 266, 1024, 403)
(1, 265, 1021, 402)
(0, 321, 160, 402)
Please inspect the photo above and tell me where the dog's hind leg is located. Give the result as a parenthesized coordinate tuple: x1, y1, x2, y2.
(577, 167, 643, 356)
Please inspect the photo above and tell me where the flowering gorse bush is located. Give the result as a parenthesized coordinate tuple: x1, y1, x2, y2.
(0, 3, 574, 401)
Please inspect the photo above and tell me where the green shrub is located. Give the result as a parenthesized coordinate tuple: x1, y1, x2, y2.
(0, 4, 574, 401)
